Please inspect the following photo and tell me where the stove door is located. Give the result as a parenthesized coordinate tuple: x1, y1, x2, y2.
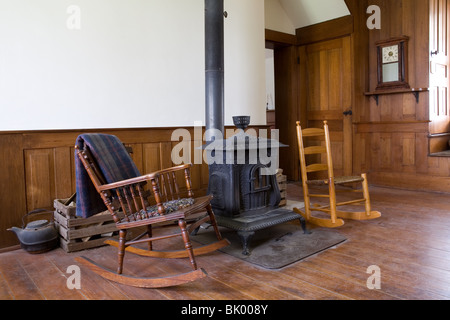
(208, 164, 241, 217)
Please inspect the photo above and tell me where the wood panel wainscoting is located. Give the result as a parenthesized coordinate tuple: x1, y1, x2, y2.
(354, 120, 450, 193)
(356, 0, 450, 193)
(268, 0, 450, 195)
(0, 127, 222, 250)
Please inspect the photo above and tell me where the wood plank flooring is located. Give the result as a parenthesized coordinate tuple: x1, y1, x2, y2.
(1, 183, 450, 301)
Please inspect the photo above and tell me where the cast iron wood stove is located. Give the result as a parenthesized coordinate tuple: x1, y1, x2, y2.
(206, 116, 308, 255)
(203, 1, 307, 255)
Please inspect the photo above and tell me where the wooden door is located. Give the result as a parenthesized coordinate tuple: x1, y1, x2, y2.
(299, 36, 353, 177)
(429, 0, 450, 135)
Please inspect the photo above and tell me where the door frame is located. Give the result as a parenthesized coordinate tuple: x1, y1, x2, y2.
(265, 13, 358, 181)
(265, 30, 300, 181)
(299, 36, 354, 177)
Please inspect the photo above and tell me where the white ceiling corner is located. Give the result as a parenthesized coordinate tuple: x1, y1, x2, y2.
(278, 0, 351, 29)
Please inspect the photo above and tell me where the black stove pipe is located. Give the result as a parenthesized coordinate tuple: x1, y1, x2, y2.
(205, 0, 225, 142)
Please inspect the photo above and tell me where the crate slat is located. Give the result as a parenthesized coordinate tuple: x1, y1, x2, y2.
(54, 198, 119, 252)
(276, 171, 287, 207)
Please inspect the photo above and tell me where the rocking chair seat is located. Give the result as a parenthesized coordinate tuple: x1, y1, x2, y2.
(125, 197, 195, 221)
(116, 196, 211, 229)
(307, 176, 365, 186)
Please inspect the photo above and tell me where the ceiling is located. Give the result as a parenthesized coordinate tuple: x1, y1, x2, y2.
(278, 0, 350, 29)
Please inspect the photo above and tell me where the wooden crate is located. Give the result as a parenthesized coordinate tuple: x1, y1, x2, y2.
(53, 199, 119, 253)
(277, 169, 287, 207)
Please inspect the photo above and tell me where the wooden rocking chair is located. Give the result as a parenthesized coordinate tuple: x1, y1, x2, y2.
(73, 134, 229, 288)
(294, 121, 381, 228)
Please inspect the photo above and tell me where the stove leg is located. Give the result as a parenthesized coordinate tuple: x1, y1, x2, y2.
(299, 217, 311, 234)
(237, 231, 255, 256)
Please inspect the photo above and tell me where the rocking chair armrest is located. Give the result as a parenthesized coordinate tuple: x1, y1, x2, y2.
(97, 172, 159, 191)
(97, 164, 192, 192)
(151, 163, 192, 176)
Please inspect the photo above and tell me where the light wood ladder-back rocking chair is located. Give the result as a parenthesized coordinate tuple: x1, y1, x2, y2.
(294, 121, 381, 228)
(74, 135, 230, 288)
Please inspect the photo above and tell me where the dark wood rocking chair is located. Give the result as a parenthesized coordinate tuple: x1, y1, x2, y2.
(74, 134, 229, 288)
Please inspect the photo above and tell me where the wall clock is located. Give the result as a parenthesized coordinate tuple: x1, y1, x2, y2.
(375, 36, 410, 90)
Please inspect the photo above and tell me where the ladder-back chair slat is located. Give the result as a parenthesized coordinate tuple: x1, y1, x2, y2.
(306, 163, 329, 173)
(295, 120, 381, 229)
(302, 128, 325, 137)
(304, 146, 327, 155)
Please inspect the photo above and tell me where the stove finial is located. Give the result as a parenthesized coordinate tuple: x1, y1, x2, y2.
(232, 116, 250, 131)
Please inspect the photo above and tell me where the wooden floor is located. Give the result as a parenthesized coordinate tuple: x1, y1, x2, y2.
(1, 182, 450, 301)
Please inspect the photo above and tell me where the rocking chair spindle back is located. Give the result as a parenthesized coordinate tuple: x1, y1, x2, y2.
(73, 134, 229, 288)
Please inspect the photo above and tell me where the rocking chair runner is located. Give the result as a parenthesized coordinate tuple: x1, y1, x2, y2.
(73, 133, 229, 288)
(294, 121, 381, 228)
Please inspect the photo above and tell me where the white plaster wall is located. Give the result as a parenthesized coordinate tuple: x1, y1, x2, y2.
(264, 0, 296, 35)
(279, 0, 350, 29)
(0, 0, 266, 130)
(265, 0, 351, 32)
(224, 0, 266, 126)
(265, 49, 275, 110)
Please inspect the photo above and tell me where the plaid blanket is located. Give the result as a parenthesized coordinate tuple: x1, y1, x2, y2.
(75, 134, 141, 218)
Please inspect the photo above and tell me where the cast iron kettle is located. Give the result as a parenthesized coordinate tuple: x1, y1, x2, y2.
(8, 209, 59, 254)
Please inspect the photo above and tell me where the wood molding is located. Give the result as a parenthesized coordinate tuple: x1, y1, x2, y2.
(369, 171, 450, 194)
(296, 15, 354, 46)
(274, 45, 300, 181)
(355, 121, 430, 133)
(429, 133, 450, 154)
(0, 245, 21, 254)
(265, 29, 298, 48)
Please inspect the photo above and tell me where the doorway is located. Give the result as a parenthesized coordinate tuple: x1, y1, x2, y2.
(298, 36, 354, 177)
(267, 35, 354, 181)
(266, 48, 276, 129)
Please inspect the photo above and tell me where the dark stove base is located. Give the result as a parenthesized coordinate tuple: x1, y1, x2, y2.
(215, 208, 309, 255)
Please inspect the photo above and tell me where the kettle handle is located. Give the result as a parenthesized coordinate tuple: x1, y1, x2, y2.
(22, 209, 50, 228)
